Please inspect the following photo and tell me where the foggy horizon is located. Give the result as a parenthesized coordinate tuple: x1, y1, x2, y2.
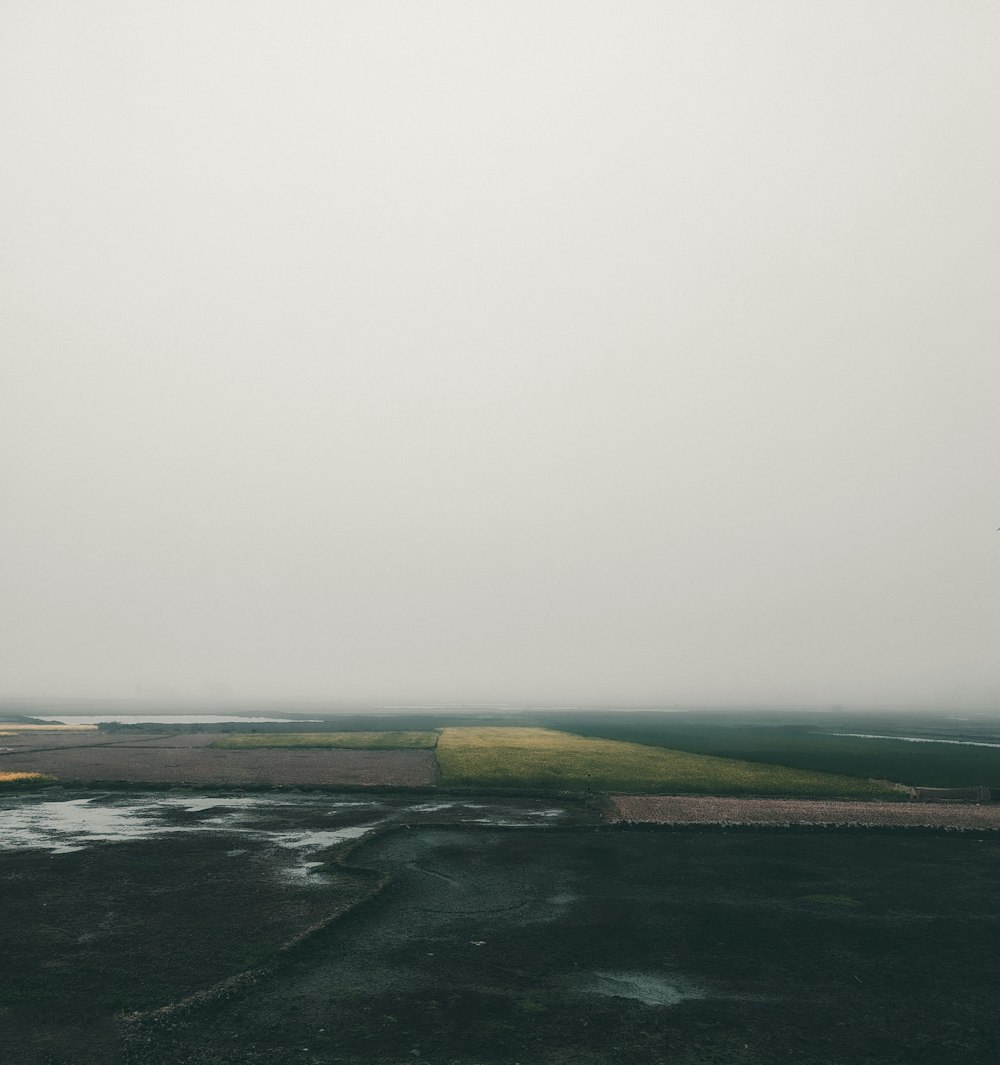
(4, 693, 1000, 716)
(3, 3, 999, 711)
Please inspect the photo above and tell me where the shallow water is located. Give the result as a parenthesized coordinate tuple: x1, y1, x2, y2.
(583, 970, 705, 1006)
(0, 792, 569, 874)
(827, 732, 1000, 749)
(0, 794, 389, 881)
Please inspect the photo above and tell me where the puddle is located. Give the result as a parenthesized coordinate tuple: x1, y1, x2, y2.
(266, 823, 389, 881)
(272, 824, 384, 851)
(158, 796, 284, 813)
(0, 794, 386, 868)
(461, 817, 553, 827)
(0, 793, 568, 881)
(826, 732, 1000, 749)
(0, 798, 179, 853)
(283, 860, 329, 883)
(408, 802, 487, 813)
(582, 970, 704, 1007)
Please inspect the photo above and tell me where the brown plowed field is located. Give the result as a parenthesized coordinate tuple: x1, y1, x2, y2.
(1, 728, 169, 750)
(0, 730, 437, 787)
(610, 793, 1000, 829)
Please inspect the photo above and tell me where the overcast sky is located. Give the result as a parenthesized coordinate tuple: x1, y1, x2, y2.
(2, 2, 998, 708)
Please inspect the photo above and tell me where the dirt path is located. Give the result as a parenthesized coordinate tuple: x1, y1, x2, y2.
(609, 793, 1000, 829)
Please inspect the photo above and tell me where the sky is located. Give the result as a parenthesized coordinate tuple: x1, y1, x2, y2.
(2, 2, 999, 709)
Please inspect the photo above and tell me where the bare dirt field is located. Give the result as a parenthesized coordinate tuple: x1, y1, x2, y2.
(610, 793, 1000, 829)
(0, 730, 438, 787)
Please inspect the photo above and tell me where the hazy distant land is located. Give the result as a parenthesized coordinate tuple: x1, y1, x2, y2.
(4, 706, 1000, 1063)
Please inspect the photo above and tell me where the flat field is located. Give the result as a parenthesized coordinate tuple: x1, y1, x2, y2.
(539, 712, 1000, 789)
(436, 726, 898, 798)
(0, 723, 98, 732)
(611, 793, 1000, 829)
(0, 729, 437, 787)
(211, 730, 438, 750)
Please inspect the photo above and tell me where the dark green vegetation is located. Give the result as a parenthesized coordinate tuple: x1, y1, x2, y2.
(125, 827, 1000, 1065)
(436, 727, 897, 799)
(210, 731, 438, 750)
(533, 711, 1000, 790)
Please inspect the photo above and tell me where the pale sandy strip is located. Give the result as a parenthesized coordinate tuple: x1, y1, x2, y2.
(609, 794, 1000, 829)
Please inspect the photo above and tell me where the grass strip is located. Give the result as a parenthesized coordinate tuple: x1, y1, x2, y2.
(210, 731, 438, 751)
(436, 727, 897, 798)
(538, 716, 1000, 790)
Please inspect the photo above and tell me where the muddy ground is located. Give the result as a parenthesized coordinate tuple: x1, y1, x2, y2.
(122, 827, 1000, 1065)
(0, 730, 437, 787)
(4, 788, 1000, 1065)
(0, 790, 573, 1065)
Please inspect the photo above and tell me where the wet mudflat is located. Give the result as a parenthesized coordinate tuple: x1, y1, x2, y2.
(0, 791, 571, 1065)
(128, 828, 1000, 1065)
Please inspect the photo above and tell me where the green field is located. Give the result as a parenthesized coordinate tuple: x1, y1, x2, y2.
(210, 731, 438, 751)
(536, 713, 1000, 790)
(436, 727, 898, 797)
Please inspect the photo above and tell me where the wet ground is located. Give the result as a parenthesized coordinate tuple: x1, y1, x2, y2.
(128, 827, 1000, 1065)
(0, 788, 568, 862)
(0, 790, 574, 1065)
(5, 791, 1000, 1064)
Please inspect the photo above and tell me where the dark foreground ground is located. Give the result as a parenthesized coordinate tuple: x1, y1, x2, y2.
(5, 791, 1000, 1065)
(125, 828, 1000, 1065)
(0, 791, 571, 1065)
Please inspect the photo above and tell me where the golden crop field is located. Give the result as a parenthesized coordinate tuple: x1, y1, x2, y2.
(0, 771, 56, 787)
(211, 731, 439, 751)
(435, 727, 897, 798)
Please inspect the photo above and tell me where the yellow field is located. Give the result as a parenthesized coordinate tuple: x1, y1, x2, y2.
(435, 727, 896, 798)
(0, 771, 56, 786)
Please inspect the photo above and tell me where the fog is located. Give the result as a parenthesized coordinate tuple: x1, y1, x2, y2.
(2, 2, 998, 709)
